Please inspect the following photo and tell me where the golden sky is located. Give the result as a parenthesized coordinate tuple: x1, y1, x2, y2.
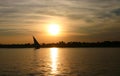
(0, 0, 120, 44)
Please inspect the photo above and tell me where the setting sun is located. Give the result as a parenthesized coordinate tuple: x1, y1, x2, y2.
(48, 24, 60, 35)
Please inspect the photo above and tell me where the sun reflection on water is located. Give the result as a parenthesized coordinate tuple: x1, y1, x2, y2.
(50, 48, 58, 74)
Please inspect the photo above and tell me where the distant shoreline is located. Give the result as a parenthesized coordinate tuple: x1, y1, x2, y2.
(0, 41, 120, 48)
(0, 46, 120, 48)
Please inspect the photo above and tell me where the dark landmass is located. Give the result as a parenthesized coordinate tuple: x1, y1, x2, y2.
(0, 41, 120, 48)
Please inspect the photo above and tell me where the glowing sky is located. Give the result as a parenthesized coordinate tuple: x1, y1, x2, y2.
(0, 0, 120, 43)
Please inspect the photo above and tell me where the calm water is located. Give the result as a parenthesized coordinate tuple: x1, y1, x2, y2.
(0, 48, 120, 76)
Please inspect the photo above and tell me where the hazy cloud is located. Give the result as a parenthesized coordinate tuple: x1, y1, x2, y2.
(0, 0, 120, 42)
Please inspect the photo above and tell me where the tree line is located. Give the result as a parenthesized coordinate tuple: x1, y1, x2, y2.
(0, 41, 120, 48)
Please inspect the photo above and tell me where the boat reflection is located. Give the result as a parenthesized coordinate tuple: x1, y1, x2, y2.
(50, 48, 58, 74)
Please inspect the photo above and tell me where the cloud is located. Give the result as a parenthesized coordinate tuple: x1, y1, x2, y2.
(111, 8, 120, 16)
(0, 28, 40, 36)
(0, 0, 120, 42)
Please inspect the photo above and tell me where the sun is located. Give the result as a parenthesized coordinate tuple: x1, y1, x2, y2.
(48, 24, 60, 35)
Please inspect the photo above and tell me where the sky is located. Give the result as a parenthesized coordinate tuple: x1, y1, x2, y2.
(0, 0, 120, 44)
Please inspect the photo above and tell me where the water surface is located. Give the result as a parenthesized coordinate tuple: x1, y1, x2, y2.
(0, 48, 120, 76)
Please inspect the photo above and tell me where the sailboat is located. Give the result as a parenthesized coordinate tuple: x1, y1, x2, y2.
(33, 36, 40, 49)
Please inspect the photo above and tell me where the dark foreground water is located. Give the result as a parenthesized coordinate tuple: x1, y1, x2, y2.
(0, 48, 120, 76)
